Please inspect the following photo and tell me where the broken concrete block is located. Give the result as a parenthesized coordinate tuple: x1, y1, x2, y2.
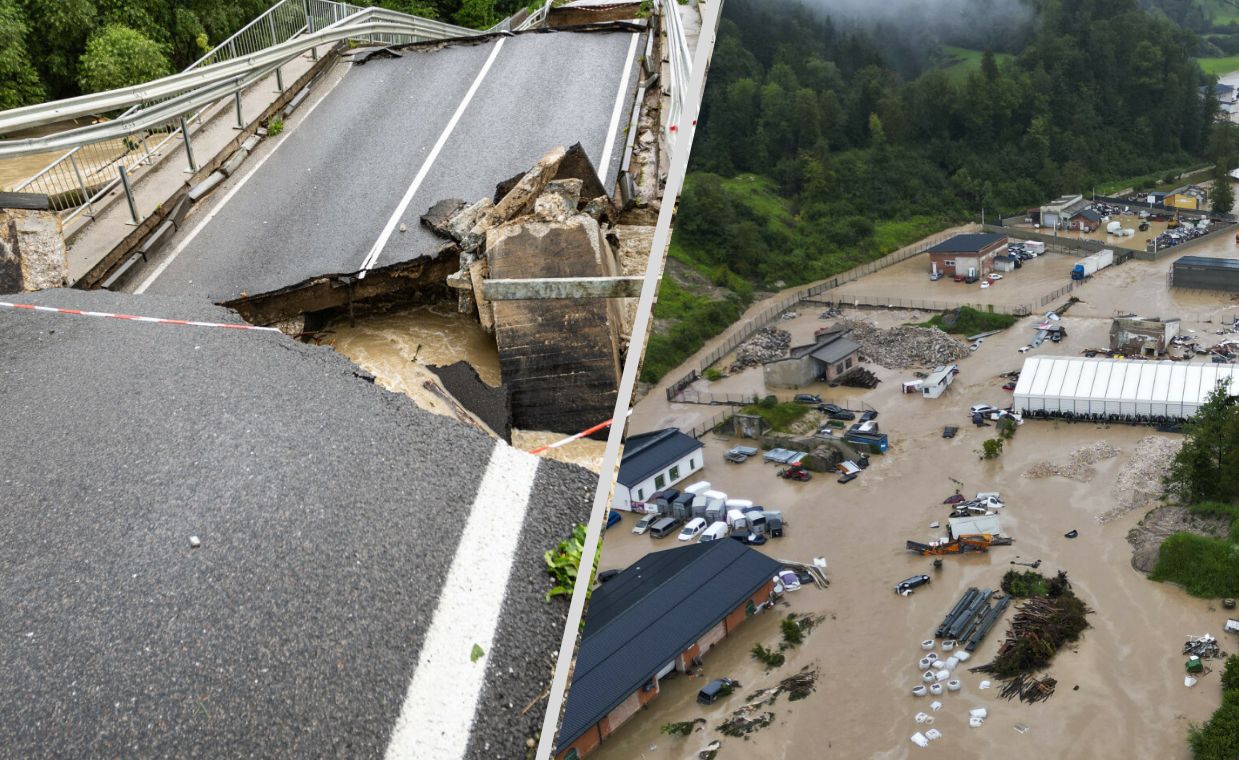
(188, 171, 226, 202)
(468, 258, 493, 334)
(0, 208, 68, 293)
(421, 198, 467, 238)
(451, 197, 494, 251)
(446, 268, 472, 290)
(241, 134, 261, 152)
(533, 179, 584, 223)
(220, 148, 249, 177)
(189, 536, 201, 548)
(169, 196, 191, 229)
(483, 145, 567, 229)
(554, 142, 608, 200)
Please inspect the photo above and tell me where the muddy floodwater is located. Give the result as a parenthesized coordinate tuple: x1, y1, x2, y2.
(320, 300, 606, 471)
(595, 244, 1239, 759)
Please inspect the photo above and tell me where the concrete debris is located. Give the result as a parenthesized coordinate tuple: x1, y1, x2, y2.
(834, 319, 969, 369)
(730, 328, 791, 372)
(420, 198, 467, 238)
(533, 179, 583, 223)
(0, 207, 68, 292)
(1099, 436, 1182, 524)
(1023, 441, 1120, 482)
(189, 535, 201, 548)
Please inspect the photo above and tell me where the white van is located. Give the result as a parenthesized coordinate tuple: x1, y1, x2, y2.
(678, 517, 707, 541)
(699, 521, 729, 543)
(725, 509, 749, 532)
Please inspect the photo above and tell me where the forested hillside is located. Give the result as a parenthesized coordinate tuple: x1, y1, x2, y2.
(0, 0, 517, 109)
(644, 0, 1220, 383)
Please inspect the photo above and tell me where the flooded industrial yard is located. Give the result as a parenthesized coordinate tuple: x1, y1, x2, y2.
(595, 241, 1239, 759)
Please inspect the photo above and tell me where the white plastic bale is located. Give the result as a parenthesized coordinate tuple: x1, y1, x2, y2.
(929, 683, 944, 696)
(911, 732, 929, 748)
(970, 708, 988, 719)
(925, 729, 942, 741)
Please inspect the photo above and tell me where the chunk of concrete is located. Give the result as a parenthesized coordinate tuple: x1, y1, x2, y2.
(451, 197, 495, 251)
(468, 258, 493, 334)
(168, 196, 191, 229)
(220, 148, 249, 177)
(188, 171, 226, 202)
(533, 179, 584, 223)
(0, 208, 68, 293)
(241, 134, 262, 152)
(421, 198, 467, 238)
(481, 146, 567, 229)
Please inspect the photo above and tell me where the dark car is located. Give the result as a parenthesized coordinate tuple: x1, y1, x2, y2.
(818, 403, 846, 415)
(697, 678, 738, 705)
(860, 410, 879, 421)
(730, 532, 768, 546)
(794, 394, 822, 405)
(828, 409, 856, 421)
(1050, 331, 1063, 343)
(837, 472, 858, 484)
(894, 574, 932, 595)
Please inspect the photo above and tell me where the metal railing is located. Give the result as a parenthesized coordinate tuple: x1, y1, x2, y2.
(658, 0, 693, 154)
(7, 0, 476, 225)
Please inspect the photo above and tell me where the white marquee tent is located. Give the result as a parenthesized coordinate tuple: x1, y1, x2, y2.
(1013, 356, 1239, 419)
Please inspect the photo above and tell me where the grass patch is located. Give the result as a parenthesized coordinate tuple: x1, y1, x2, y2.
(739, 401, 810, 432)
(1150, 531, 1239, 597)
(1197, 54, 1239, 76)
(641, 277, 745, 383)
(919, 306, 1016, 335)
(1095, 163, 1213, 195)
(940, 45, 1013, 81)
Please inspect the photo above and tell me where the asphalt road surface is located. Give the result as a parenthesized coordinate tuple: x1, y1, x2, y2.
(0, 289, 597, 759)
(139, 28, 644, 302)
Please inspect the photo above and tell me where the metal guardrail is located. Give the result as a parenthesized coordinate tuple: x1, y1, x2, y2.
(6, 0, 476, 224)
(658, 0, 693, 155)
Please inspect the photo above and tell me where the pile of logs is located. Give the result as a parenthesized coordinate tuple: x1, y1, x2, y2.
(836, 366, 881, 388)
(997, 673, 1058, 704)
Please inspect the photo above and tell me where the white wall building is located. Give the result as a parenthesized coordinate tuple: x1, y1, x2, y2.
(1013, 356, 1239, 419)
(612, 428, 705, 512)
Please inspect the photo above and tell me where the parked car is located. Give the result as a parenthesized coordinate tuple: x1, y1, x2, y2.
(818, 403, 848, 416)
(724, 451, 748, 464)
(697, 678, 738, 705)
(988, 273, 1003, 281)
(970, 404, 999, 417)
(776, 569, 801, 591)
(860, 409, 879, 421)
(678, 517, 707, 541)
(827, 409, 855, 421)
(1002, 382, 1016, 391)
(649, 516, 680, 539)
(837, 472, 858, 484)
(895, 574, 932, 595)
(794, 393, 822, 405)
(632, 513, 658, 535)
(605, 511, 621, 530)
(698, 521, 729, 543)
(730, 532, 767, 546)
(930, 271, 943, 281)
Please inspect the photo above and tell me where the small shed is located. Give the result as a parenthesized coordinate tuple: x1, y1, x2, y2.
(994, 255, 1018, 273)
(1173, 256, 1239, 292)
(926, 234, 1008, 278)
(920, 364, 958, 399)
(764, 329, 861, 388)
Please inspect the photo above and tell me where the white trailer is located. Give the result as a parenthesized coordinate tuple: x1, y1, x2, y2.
(1025, 241, 1046, 255)
(1096, 249, 1115, 270)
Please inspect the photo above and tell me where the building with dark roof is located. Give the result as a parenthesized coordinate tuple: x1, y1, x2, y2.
(554, 541, 784, 759)
(1069, 207, 1103, 232)
(612, 428, 703, 511)
(764, 327, 861, 388)
(925, 233, 1008, 278)
(1172, 255, 1239, 291)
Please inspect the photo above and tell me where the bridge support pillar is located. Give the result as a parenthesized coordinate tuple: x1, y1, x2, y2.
(0, 200, 69, 292)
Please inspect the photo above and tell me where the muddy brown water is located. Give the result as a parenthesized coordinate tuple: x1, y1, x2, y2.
(600, 267, 1239, 757)
(320, 300, 606, 472)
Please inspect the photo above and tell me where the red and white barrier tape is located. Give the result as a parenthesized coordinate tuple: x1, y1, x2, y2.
(0, 301, 281, 333)
(527, 410, 632, 455)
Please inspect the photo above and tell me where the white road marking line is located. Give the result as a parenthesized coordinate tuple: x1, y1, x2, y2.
(133, 74, 337, 295)
(596, 33, 640, 185)
(359, 37, 506, 277)
(384, 443, 540, 760)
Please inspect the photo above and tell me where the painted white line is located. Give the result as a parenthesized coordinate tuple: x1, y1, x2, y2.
(596, 33, 640, 186)
(358, 38, 506, 277)
(133, 74, 337, 295)
(384, 443, 540, 760)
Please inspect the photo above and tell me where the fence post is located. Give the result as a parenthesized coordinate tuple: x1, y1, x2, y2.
(180, 117, 198, 173)
(68, 153, 94, 218)
(234, 92, 244, 129)
(118, 165, 139, 225)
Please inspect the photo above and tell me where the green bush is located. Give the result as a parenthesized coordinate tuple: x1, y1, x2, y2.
(740, 401, 809, 432)
(780, 616, 804, 647)
(1151, 532, 1239, 598)
(981, 438, 1004, 460)
(703, 367, 723, 381)
(1001, 569, 1050, 598)
(1190, 690, 1239, 759)
(265, 117, 284, 137)
(1222, 656, 1239, 694)
(920, 307, 1017, 335)
(751, 643, 785, 668)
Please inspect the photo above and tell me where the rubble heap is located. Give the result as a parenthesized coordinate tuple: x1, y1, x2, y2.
(834, 319, 969, 369)
(729, 328, 791, 372)
(1099, 436, 1182, 524)
(1023, 441, 1120, 482)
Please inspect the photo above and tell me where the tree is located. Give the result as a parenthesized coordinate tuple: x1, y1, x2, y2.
(0, 0, 44, 108)
(1167, 385, 1239, 503)
(1213, 170, 1236, 216)
(77, 24, 170, 93)
(453, 0, 497, 29)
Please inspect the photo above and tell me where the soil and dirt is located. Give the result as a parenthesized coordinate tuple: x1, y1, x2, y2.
(835, 318, 970, 368)
(1023, 441, 1121, 482)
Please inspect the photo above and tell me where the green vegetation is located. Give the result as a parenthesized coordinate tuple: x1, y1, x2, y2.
(1151, 532, 1239, 596)
(660, 720, 702, 737)
(1197, 54, 1239, 75)
(703, 367, 723, 381)
(1002, 569, 1051, 597)
(939, 45, 1014, 81)
(1190, 658, 1239, 759)
(0, 0, 523, 107)
(641, 276, 745, 383)
(740, 400, 810, 432)
(919, 306, 1017, 335)
(265, 116, 284, 137)
(780, 616, 804, 647)
(975, 571, 1091, 680)
(643, 0, 1220, 383)
(981, 438, 1004, 460)
(543, 522, 595, 603)
(1213, 164, 1236, 213)
(751, 643, 786, 668)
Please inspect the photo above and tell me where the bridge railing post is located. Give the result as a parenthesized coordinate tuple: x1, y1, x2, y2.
(118, 165, 139, 225)
(69, 153, 94, 219)
(180, 117, 198, 173)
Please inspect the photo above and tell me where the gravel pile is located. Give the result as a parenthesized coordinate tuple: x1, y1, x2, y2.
(834, 319, 969, 369)
(1099, 436, 1182, 524)
(1023, 441, 1121, 482)
(730, 328, 791, 372)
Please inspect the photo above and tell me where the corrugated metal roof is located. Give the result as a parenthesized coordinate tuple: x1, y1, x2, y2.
(926, 233, 1006, 254)
(555, 541, 783, 752)
(1175, 256, 1239, 271)
(617, 428, 703, 487)
(809, 337, 860, 365)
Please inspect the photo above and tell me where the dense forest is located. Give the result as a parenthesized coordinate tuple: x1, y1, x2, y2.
(0, 0, 518, 108)
(643, 0, 1224, 382)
